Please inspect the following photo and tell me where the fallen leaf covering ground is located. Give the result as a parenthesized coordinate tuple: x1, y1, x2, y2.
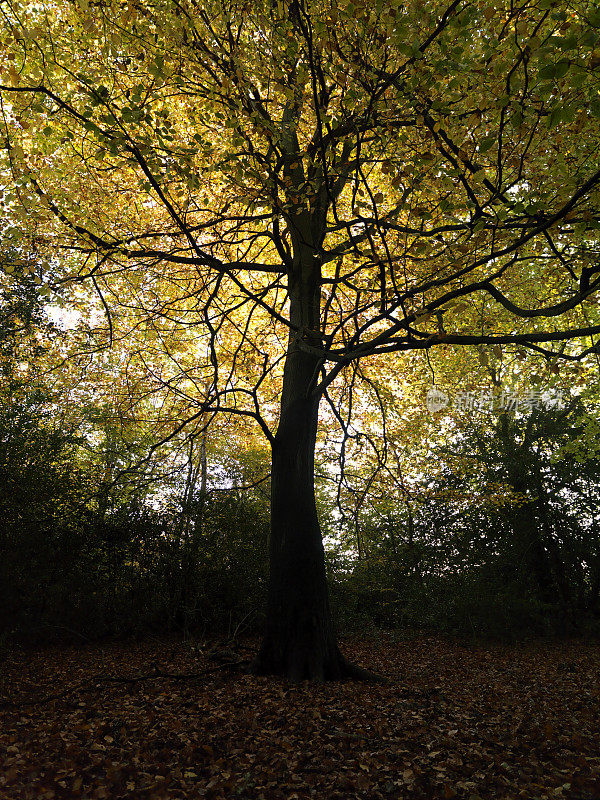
(1, 634, 599, 800)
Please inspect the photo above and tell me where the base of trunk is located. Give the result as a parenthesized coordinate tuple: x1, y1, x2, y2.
(248, 639, 386, 683)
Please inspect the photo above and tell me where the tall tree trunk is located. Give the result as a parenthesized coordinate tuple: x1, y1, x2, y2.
(252, 343, 376, 681)
(253, 369, 344, 680)
(250, 227, 378, 681)
(251, 230, 344, 679)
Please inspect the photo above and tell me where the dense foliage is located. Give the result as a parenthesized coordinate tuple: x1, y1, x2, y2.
(2, 0, 600, 670)
(331, 404, 600, 638)
(2, 353, 600, 642)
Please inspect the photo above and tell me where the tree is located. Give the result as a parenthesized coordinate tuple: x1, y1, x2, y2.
(452, 400, 600, 614)
(3, 0, 600, 679)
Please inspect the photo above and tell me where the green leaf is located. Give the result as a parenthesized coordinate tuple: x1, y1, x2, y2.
(559, 36, 578, 51)
(395, 42, 413, 56)
(538, 64, 556, 80)
(554, 60, 570, 79)
(548, 107, 562, 127)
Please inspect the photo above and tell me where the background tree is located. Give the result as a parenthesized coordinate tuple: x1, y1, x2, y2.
(2, 0, 600, 679)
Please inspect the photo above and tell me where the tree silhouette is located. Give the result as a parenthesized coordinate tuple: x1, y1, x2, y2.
(2, 0, 600, 678)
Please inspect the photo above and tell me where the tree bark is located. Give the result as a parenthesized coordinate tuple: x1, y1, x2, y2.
(252, 379, 343, 680)
(251, 376, 381, 681)
(250, 221, 380, 682)
(250, 233, 339, 679)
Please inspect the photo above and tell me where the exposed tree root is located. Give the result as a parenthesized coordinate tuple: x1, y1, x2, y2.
(339, 654, 388, 684)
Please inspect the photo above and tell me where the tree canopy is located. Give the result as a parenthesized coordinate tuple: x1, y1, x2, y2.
(2, 0, 600, 679)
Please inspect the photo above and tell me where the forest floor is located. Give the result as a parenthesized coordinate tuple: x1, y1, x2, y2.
(0, 633, 599, 800)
